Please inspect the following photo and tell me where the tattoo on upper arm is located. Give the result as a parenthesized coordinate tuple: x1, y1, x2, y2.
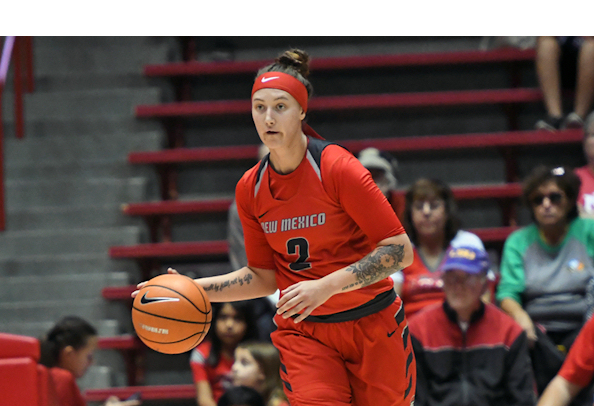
(203, 273, 253, 292)
(342, 244, 405, 291)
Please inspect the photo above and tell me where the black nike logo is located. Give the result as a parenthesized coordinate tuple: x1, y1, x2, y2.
(140, 292, 180, 305)
(258, 210, 270, 219)
(387, 330, 396, 337)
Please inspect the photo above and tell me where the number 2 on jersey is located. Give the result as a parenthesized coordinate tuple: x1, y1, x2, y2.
(287, 237, 311, 271)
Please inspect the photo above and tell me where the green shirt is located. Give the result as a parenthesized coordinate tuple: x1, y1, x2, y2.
(496, 217, 594, 332)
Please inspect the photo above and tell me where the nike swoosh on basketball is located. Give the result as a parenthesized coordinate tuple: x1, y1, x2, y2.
(140, 292, 180, 305)
(261, 76, 279, 83)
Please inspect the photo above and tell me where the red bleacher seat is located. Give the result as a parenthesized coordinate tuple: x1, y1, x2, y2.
(128, 129, 583, 166)
(97, 335, 139, 350)
(0, 333, 60, 406)
(109, 240, 229, 260)
(135, 88, 543, 119)
(122, 198, 233, 217)
(143, 48, 536, 78)
(121, 183, 522, 223)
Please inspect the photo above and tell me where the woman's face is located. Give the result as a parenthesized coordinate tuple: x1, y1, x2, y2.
(252, 88, 305, 151)
(442, 270, 486, 314)
(216, 303, 248, 348)
(231, 347, 264, 390)
(59, 335, 98, 379)
(411, 197, 447, 239)
(530, 180, 571, 228)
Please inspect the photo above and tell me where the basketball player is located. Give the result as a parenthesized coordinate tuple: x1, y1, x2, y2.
(136, 48, 415, 406)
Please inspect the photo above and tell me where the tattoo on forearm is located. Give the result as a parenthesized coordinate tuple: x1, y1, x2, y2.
(203, 273, 253, 292)
(342, 244, 405, 291)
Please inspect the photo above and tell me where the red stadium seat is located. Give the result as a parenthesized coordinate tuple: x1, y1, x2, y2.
(0, 333, 59, 406)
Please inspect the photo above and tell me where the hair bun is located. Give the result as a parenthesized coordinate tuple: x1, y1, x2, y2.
(276, 49, 310, 79)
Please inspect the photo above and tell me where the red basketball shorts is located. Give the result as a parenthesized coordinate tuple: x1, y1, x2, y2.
(271, 297, 416, 406)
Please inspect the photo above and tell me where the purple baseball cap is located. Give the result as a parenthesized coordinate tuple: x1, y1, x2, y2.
(441, 246, 490, 275)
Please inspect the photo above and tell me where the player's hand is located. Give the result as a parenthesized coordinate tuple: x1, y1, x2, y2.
(131, 268, 180, 298)
(514, 310, 538, 346)
(276, 279, 333, 323)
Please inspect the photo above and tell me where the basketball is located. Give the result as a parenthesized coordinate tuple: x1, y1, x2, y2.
(132, 273, 212, 354)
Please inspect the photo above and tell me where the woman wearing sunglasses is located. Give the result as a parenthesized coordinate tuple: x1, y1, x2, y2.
(496, 165, 594, 354)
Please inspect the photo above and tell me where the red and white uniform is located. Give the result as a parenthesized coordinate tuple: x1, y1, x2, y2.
(575, 166, 594, 215)
(235, 136, 415, 406)
(190, 340, 234, 402)
(49, 367, 86, 406)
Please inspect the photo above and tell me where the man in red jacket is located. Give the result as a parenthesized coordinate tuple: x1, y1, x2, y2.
(409, 246, 535, 406)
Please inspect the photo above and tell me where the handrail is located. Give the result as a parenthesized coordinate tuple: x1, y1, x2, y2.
(0, 36, 35, 231)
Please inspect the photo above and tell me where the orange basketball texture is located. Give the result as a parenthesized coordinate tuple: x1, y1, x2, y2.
(132, 273, 212, 354)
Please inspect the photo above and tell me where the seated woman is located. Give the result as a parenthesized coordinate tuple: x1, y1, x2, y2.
(497, 165, 594, 351)
(392, 178, 487, 318)
(39, 316, 140, 406)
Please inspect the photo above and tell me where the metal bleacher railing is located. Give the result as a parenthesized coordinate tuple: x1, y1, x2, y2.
(0, 36, 34, 231)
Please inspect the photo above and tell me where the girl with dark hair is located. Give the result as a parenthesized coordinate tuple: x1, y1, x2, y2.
(190, 301, 260, 406)
(139, 47, 415, 406)
(217, 386, 265, 406)
(391, 178, 487, 317)
(40, 316, 140, 406)
(497, 165, 594, 351)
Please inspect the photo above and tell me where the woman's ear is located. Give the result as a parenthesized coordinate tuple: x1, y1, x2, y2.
(58, 345, 75, 367)
(300, 108, 306, 121)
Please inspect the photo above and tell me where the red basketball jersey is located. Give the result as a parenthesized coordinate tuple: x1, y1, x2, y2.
(236, 137, 405, 316)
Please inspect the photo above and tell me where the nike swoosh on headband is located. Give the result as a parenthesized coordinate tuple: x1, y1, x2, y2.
(140, 292, 180, 304)
(261, 76, 279, 83)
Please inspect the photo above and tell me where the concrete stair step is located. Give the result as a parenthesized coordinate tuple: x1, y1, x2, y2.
(5, 205, 140, 230)
(5, 177, 148, 208)
(5, 161, 154, 182)
(0, 272, 129, 302)
(0, 253, 136, 277)
(13, 88, 162, 119)
(0, 319, 120, 338)
(33, 42, 173, 75)
(5, 131, 163, 164)
(0, 298, 111, 323)
(1, 115, 161, 137)
(0, 226, 142, 256)
(33, 36, 177, 48)
(34, 72, 153, 92)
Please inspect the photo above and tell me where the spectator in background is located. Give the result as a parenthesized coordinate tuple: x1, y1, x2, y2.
(496, 165, 594, 350)
(574, 112, 594, 217)
(39, 316, 140, 406)
(392, 178, 488, 318)
(218, 386, 265, 406)
(537, 316, 594, 406)
(231, 342, 289, 406)
(535, 36, 594, 131)
(190, 301, 261, 406)
(409, 246, 535, 406)
(357, 147, 404, 218)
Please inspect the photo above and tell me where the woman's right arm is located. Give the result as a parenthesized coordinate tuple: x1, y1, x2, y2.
(536, 375, 582, 406)
(193, 266, 278, 303)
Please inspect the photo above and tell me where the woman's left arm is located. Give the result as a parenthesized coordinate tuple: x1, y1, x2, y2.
(276, 233, 413, 323)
